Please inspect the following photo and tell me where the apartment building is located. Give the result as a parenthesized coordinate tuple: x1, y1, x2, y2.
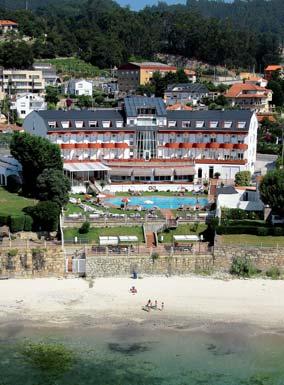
(225, 83, 272, 113)
(0, 68, 45, 98)
(33, 62, 60, 86)
(117, 62, 177, 93)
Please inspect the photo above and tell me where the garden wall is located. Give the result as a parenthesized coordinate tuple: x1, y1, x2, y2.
(213, 246, 284, 272)
(0, 247, 65, 278)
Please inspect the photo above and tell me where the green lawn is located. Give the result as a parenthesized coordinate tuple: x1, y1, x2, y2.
(220, 234, 284, 247)
(0, 187, 37, 216)
(64, 226, 145, 243)
(160, 223, 208, 244)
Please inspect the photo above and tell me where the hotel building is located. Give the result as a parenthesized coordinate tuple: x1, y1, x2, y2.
(23, 97, 258, 190)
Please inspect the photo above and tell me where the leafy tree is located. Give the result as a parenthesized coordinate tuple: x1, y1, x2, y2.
(268, 80, 284, 107)
(0, 41, 33, 69)
(259, 169, 284, 212)
(45, 86, 60, 105)
(79, 221, 90, 234)
(6, 174, 22, 193)
(77, 95, 93, 109)
(235, 171, 251, 186)
(10, 132, 63, 196)
(176, 69, 189, 83)
(24, 201, 61, 232)
(36, 169, 70, 208)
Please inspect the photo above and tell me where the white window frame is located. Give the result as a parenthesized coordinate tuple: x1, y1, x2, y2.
(224, 121, 232, 128)
(196, 121, 205, 128)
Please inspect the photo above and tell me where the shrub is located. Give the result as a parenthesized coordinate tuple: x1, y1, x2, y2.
(214, 172, 221, 179)
(230, 257, 258, 278)
(79, 221, 90, 234)
(0, 214, 9, 226)
(24, 215, 33, 232)
(235, 171, 251, 186)
(257, 227, 269, 236)
(24, 201, 60, 232)
(151, 252, 159, 261)
(273, 227, 283, 236)
(266, 266, 281, 279)
(6, 174, 22, 193)
(9, 215, 25, 232)
(191, 222, 199, 232)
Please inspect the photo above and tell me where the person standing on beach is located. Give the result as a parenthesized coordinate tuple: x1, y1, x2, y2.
(161, 302, 164, 311)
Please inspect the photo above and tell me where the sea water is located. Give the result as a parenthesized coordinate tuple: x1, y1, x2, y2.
(1, 323, 284, 385)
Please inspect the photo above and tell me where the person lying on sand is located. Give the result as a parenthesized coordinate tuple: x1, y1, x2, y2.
(130, 286, 137, 294)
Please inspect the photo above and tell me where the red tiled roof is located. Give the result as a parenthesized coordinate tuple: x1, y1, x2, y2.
(0, 123, 22, 132)
(0, 20, 18, 26)
(225, 83, 271, 98)
(265, 65, 282, 71)
(257, 114, 276, 123)
(166, 103, 193, 111)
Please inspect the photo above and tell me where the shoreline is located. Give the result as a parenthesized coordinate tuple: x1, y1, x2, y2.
(1, 276, 284, 332)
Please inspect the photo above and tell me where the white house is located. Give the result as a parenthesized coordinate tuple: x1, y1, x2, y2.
(67, 79, 93, 96)
(10, 94, 47, 119)
(164, 83, 209, 106)
(216, 186, 264, 218)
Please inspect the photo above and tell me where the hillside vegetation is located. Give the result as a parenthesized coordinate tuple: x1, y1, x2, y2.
(0, 0, 281, 71)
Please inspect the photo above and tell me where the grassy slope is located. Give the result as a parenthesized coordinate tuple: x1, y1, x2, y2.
(0, 187, 36, 216)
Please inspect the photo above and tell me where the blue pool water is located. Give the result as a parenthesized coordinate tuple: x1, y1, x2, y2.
(105, 196, 208, 209)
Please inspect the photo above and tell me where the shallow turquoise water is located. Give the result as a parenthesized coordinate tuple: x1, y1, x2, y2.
(105, 196, 208, 209)
(1, 324, 284, 384)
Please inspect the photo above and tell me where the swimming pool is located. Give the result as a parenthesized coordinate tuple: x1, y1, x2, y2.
(104, 196, 208, 210)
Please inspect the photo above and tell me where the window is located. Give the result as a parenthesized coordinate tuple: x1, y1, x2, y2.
(116, 121, 123, 128)
(196, 121, 205, 128)
(238, 121, 246, 129)
(238, 153, 244, 160)
(102, 121, 111, 128)
(129, 119, 135, 125)
(75, 121, 84, 128)
(21, 110, 26, 115)
(48, 121, 57, 128)
(224, 121, 232, 128)
(210, 121, 218, 128)
(61, 121, 70, 129)
(89, 121, 98, 128)
(182, 121, 191, 128)
(168, 121, 177, 127)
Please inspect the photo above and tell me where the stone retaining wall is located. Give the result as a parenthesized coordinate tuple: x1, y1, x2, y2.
(86, 254, 214, 277)
(214, 246, 284, 272)
(0, 247, 65, 278)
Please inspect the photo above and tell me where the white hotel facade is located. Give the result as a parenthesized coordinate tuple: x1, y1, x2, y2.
(23, 97, 258, 188)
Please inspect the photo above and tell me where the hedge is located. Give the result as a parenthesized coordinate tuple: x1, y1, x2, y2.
(217, 225, 284, 236)
(222, 208, 263, 221)
(0, 214, 9, 226)
(24, 215, 33, 232)
(9, 215, 25, 233)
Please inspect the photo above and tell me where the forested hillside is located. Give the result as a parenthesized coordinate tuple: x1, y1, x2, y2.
(0, 0, 281, 70)
(187, 0, 284, 37)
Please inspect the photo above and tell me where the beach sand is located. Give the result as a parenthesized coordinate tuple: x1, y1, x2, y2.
(0, 276, 284, 330)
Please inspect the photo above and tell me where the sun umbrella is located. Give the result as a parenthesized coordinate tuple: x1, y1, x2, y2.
(144, 200, 154, 205)
(121, 197, 130, 203)
(97, 194, 106, 198)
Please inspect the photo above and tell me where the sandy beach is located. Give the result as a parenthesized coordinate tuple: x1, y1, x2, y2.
(0, 276, 284, 330)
